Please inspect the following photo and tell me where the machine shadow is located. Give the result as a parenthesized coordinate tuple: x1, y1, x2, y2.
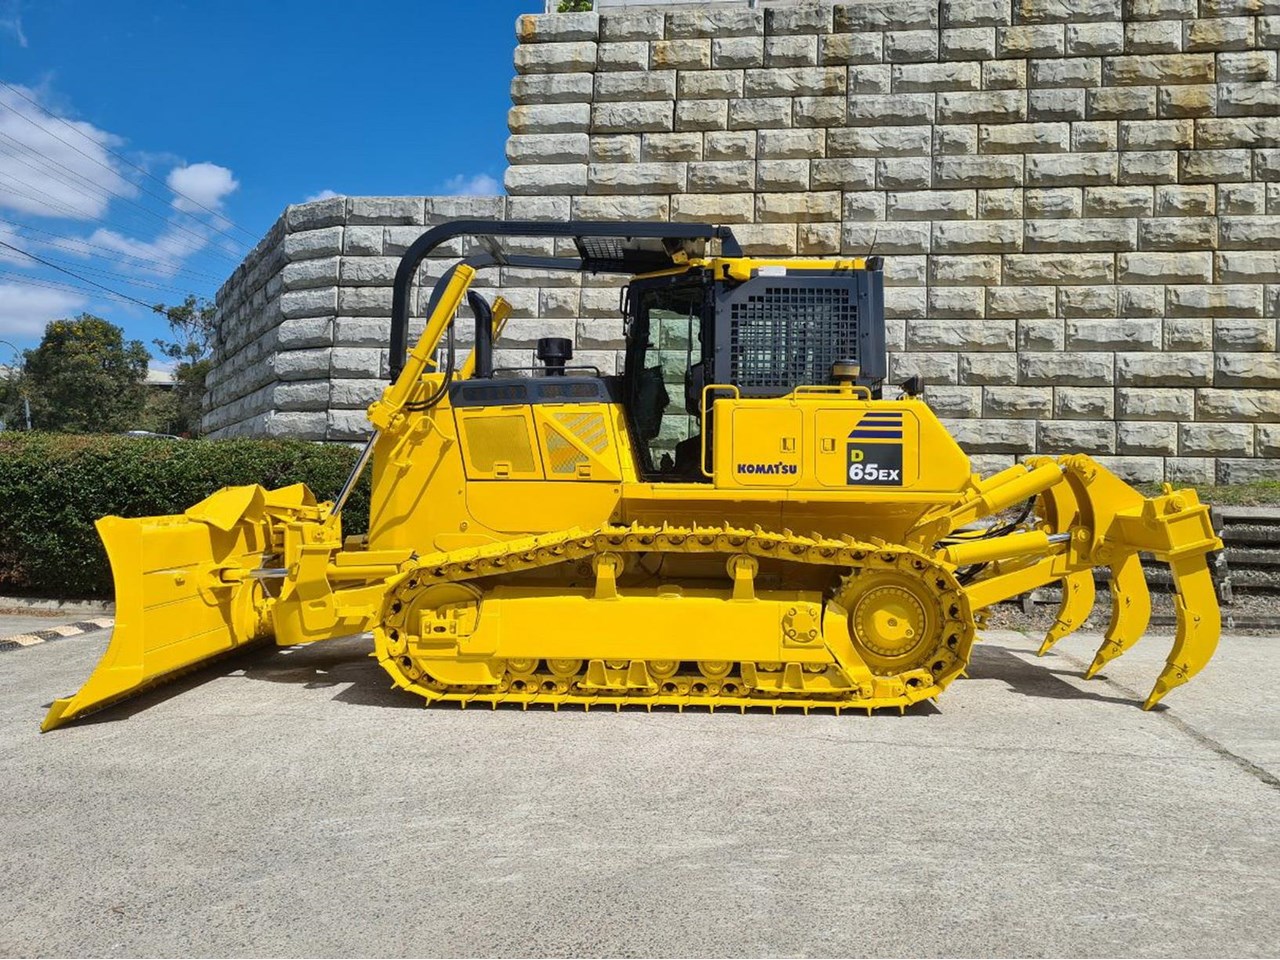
(46, 634, 415, 728)
(239, 636, 949, 719)
(238, 634, 418, 710)
(966, 641, 1143, 708)
(170, 641, 1146, 716)
(50, 635, 1143, 729)
(50, 632, 950, 725)
(43, 637, 281, 727)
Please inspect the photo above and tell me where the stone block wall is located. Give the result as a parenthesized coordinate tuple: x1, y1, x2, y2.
(205, 0, 1280, 483)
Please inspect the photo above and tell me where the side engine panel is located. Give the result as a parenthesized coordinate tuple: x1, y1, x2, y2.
(712, 395, 972, 494)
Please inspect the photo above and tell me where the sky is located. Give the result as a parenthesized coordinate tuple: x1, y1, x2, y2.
(0, 0, 535, 365)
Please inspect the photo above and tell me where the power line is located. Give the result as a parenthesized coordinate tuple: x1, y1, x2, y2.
(0, 130, 187, 240)
(0, 169, 235, 269)
(0, 269, 207, 337)
(0, 80, 259, 245)
(0, 171, 101, 220)
(0, 117, 249, 264)
(0, 169, 221, 268)
(0, 269, 111, 297)
(0, 78, 258, 241)
(0, 169, 243, 279)
(0, 269, 83, 291)
(30, 256, 203, 297)
(0, 237, 181, 316)
(0, 134, 246, 265)
(40, 239, 221, 284)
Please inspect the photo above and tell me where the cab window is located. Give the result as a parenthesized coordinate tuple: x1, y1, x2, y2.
(626, 283, 707, 479)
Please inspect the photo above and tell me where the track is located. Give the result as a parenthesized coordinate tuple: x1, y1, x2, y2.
(372, 523, 978, 713)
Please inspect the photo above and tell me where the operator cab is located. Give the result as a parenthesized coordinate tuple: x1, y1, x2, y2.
(623, 261, 885, 481)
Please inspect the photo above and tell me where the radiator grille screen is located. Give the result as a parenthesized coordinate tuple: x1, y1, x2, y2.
(464, 416, 537, 473)
(728, 285, 859, 391)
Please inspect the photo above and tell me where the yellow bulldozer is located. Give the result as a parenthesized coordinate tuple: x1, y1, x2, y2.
(42, 221, 1223, 731)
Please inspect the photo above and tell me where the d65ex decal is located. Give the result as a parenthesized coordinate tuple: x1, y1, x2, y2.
(845, 411, 904, 486)
(846, 442, 903, 486)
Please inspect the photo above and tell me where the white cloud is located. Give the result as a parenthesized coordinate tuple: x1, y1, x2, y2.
(0, 83, 136, 220)
(304, 188, 340, 203)
(85, 223, 209, 279)
(441, 173, 501, 196)
(0, 83, 246, 286)
(0, 1, 25, 47)
(167, 161, 238, 213)
(0, 284, 86, 337)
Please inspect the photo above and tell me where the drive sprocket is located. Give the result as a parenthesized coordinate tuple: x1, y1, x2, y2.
(833, 549, 976, 691)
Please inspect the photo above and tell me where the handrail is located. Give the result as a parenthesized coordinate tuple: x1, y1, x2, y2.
(699, 383, 740, 479)
(790, 384, 875, 400)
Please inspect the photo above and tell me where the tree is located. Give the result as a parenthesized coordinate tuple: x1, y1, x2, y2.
(151, 295, 216, 436)
(0, 367, 32, 431)
(23, 315, 149, 433)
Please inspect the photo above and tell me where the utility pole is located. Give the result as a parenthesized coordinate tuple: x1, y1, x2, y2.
(0, 339, 32, 430)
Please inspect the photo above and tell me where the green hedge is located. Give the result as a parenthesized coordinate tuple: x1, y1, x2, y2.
(0, 434, 369, 600)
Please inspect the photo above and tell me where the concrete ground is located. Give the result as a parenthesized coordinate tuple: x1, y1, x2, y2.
(1, 623, 1277, 958)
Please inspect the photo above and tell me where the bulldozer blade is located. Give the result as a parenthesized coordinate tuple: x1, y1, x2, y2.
(1038, 568, 1096, 656)
(1085, 551, 1151, 680)
(1144, 554, 1220, 710)
(40, 486, 284, 731)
